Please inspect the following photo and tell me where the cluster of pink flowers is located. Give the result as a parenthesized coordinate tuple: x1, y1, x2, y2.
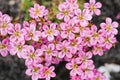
(0, 0, 119, 80)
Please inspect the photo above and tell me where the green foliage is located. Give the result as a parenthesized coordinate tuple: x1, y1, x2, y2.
(20, 0, 34, 11)
(78, 0, 85, 10)
(20, 0, 34, 20)
(20, 0, 85, 21)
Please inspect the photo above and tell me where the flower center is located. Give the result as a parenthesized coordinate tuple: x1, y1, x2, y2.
(35, 9, 41, 15)
(1, 22, 7, 28)
(73, 64, 78, 69)
(47, 29, 53, 34)
(85, 37, 90, 42)
(46, 49, 52, 54)
(67, 27, 72, 33)
(105, 37, 110, 43)
(45, 69, 50, 75)
(82, 56, 87, 62)
(79, 15, 84, 20)
(97, 46, 101, 51)
(93, 33, 99, 38)
(17, 45, 22, 50)
(29, 53, 35, 59)
(62, 47, 68, 53)
(14, 31, 20, 37)
(90, 5, 95, 10)
(106, 25, 112, 30)
(33, 67, 39, 73)
(64, 11, 69, 15)
(71, 41, 76, 46)
(79, 26, 84, 31)
(84, 68, 89, 73)
(0, 44, 6, 49)
(29, 32, 34, 37)
(95, 77, 100, 80)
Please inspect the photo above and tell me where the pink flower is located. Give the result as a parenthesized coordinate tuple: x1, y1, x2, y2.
(66, 58, 82, 76)
(0, 38, 9, 57)
(84, 0, 102, 15)
(41, 44, 56, 63)
(24, 22, 41, 41)
(81, 31, 92, 47)
(60, 21, 79, 39)
(100, 17, 118, 35)
(77, 24, 90, 36)
(57, 3, 74, 22)
(78, 51, 93, 65)
(74, 9, 92, 26)
(81, 61, 95, 79)
(0, 11, 2, 17)
(65, 0, 78, 10)
(101, 34, 117, 49)
(9, 40, 25, 58)
(8, 23, 25, 42)
(26, 63, 43, 80)
(90, 25, 104, 45)
(91, 69, 106, 80)
(42, 23, 59, 41)
(43, 66, 56, 80)
(0, 14, 11, 35)
(70, 75, 81, 80)
(22, 45, 43, 65)
(69, 37, 82, 54)
(92, 44, 105, 56)
(56, 40, 72, 58)
(29, 3, 48, 19)
(51, 54, 62, 64)
(116, 12, 120, 20)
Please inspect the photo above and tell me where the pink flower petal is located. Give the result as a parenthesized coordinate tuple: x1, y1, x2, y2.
(94, 9, 101, 16)
(75, 9, 81, 15)
(100, 23, 106, 29)
(60, 23, 67, 30)
(69, 33, 75, 39)
(61, 31, 68, 38)
(25, 69, 32, 76)
(70, 70, 77, 76)
(73, 27, 79, 33)
(95, 2, 102, 8)
(106, 17, 112, 24)
(56, 44, 62, 50)
(64, 15, 70, 22)
(48, 35, 54, 41)
(0, 50, 8, 57)
(49, 66, 55, 71)
(41, 32, 47, 38)
(84, 14, 92, 20)
(90, 0, 95, 4)
(35, 49, 43, 56)
(48, 44, 55, 50)
(58, 52, 65, 58)
(50, 23, 56, 29)
(43, 25, 49, 30)
(30, 23, 36, 32)
(112, 21, 118, 28)
(66, 52, 72, 58)
(56, 13, 64, 19)
(80, 20, 89, 27)
(15, 23, 21, 31)
(50, 72, 56, 77)
(84, 3, 90, 8)
(66, 63, 72, 70)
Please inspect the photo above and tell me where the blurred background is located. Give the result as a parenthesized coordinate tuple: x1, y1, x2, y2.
(0, 0, 120, 80)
